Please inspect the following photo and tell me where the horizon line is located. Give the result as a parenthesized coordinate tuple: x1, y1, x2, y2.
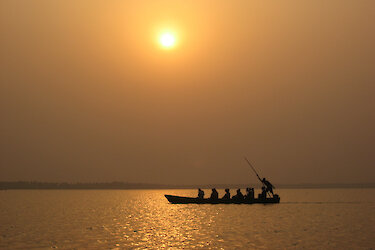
(1, 181, 375, 189)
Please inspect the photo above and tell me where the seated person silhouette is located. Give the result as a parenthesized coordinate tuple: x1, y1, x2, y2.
(210, 188, 219, 200)
(198, 188, 204, 199)
(245, 187, 254, 200)
(222, 188, 230, 200)
(232, 189, 244, 201)
(259, 186, 267, 200)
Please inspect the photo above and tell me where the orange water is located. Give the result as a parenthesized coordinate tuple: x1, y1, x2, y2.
(1, 189, 374, 249)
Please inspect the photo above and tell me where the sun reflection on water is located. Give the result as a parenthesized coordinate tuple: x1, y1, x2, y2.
(1, 189, 374, 249)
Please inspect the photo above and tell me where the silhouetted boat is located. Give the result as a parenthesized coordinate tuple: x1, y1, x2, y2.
(165, 158, 281, 205)
(165, 194, 280, 204)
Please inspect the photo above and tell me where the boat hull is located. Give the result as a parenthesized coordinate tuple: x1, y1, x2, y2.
(165, 194, 280, 204)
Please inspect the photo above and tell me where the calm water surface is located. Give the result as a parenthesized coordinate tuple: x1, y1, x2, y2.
(0, 189, 374, 249)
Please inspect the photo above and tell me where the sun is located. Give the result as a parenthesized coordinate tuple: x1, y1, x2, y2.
(159, 32, 176, 49)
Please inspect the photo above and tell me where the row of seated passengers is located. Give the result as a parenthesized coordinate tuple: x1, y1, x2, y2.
(197, 187, 267, 200)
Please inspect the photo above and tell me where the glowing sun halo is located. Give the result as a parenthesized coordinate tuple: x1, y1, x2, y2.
(159, 32, 176, 49)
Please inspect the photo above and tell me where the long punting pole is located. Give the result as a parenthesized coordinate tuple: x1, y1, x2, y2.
(244, 157, 273, 198)
(244, 157, 262, 183)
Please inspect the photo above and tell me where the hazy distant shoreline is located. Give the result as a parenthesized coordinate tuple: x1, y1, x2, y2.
(1, 181, 374, 190)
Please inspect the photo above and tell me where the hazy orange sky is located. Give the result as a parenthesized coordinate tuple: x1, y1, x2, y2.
(1, 0, 374, 185)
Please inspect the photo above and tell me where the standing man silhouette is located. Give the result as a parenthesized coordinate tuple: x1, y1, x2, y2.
(262, 178, 275, 196)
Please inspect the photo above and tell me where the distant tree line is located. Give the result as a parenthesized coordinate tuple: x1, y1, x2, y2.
(0, 181, 174, 190)
(0, 182, 258, 190)
(0, 181, 374, 190)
